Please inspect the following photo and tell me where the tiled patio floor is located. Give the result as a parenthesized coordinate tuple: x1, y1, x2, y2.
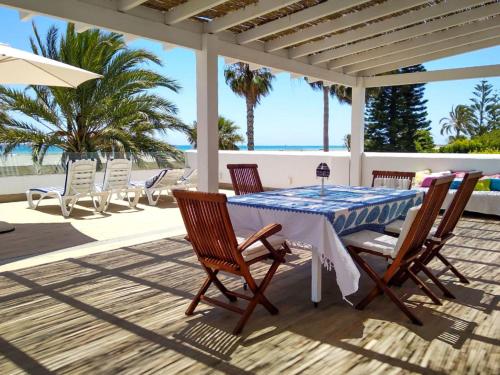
(0, 215, 498, 374)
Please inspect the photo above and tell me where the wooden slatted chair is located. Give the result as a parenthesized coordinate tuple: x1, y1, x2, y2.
(173, 190, 287, 335)
(386, 171, 482, 286)
(227, 163, 292, 260)
(371, 170, 416, 190)
(341, 175, 454, 325)
(227, 164, 264, 195)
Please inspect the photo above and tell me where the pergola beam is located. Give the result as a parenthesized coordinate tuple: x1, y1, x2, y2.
(343, 19, 500, 74)
(265, 0, 424, 52)
(328, 3, 500, 70)
(216, 38, 356, 87)
(118, 0, 147, 12)
(18, 10, 33, 21)
(0, 0, 203, 50)
(362, 64, 500, 87)
(359, 37, 500, 76)
(74, 22, 92, 33)
(165, 0, 228, 25)
(236, 0, 367, 45)
(205, 0, 297, 34)
(299, 0, 486, 62)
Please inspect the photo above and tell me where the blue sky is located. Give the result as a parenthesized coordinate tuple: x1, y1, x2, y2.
(1, 7, 499, 146)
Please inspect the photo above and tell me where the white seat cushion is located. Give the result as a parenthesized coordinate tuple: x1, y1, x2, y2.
(343, 205, 421, 259)
(237, 234, 285, 262)
(385, 220, 439, 239)
(374, 177, 411, 190)
(384, 219, 405, 234)
(342, 230, 399, 257)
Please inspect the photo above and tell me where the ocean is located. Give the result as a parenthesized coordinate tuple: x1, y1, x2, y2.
(6, 144, 347, 154)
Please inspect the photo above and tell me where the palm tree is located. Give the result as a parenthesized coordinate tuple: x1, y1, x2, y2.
(224, 63, 274, 150)
(440, 105, 473, 140)
(188, 116, 244, 150)
(0, 23, 187, 166)
(306, 80, 351, 152)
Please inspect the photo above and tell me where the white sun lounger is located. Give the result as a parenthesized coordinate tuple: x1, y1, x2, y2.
(96, 158, 142, 211)
(174, 168, 198, 191)
(26, 159, 104, 217)
(132, 168, 197, 206)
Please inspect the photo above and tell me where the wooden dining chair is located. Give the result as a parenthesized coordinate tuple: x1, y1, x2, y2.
(227, 164, 264, 195)
(371, 170, 416, 190)
(173, 190, 287, 335)
(385, 171, 482, 288)
(341, 175, 454, 325)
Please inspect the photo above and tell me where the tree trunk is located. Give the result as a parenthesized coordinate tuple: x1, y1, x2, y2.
(246, 96, 255, 151)
(323, 85, 329, 152)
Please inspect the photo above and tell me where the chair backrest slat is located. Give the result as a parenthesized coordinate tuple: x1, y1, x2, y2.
(371, 170, 415, 190)
(434, 171, 482, 238)
(65, 159, 97, 196)
(102, 159, 132, 190)
(390, 174, 454, 275)
(174, 190, 242, 267)
(227, 164, 264, 195)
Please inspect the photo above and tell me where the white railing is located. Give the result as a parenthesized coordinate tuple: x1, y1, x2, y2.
(1, 150, 499, 196)
(185, 150, 500, 188)
(185, 150, 351, 188)
(362, 152, 500, 185)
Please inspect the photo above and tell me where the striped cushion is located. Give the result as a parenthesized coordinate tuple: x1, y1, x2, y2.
(145, 169, 169, 189)
(29, 187, 65, 195)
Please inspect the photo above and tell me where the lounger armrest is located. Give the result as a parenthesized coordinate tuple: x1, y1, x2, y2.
(237, 223, 282, 252)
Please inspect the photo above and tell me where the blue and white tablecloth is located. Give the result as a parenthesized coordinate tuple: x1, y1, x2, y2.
(227, 185, 424, 298)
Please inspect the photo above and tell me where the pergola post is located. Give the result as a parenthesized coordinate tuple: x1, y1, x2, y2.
(196, 34, 219, 192)
(349, 85, 366, 186)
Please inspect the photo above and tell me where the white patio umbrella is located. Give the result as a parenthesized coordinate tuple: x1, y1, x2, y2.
(0, 44, 102, 233)
(0, 43, 102, 87)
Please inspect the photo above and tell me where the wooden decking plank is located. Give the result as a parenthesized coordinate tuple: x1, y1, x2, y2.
(0, 215, 498, 374)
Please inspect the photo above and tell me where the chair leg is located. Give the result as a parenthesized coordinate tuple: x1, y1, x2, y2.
(206, 269, 237, 302)
(234, 294, 259, 335)
(416, 260, 456, 299)
(283, 242, 292, 254)
(234, 258, 282, 335)
(347, 247, 422, 326)
(186, 275, 213, 316)
(406, 268, 441, 305)
(436, 253, 469, 284)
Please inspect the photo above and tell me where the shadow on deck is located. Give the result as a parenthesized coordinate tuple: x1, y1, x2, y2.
(0, 215, 498, 374)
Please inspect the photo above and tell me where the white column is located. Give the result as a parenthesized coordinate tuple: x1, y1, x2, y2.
(196, 34, 219, 192)
(349, 85, 366, 186)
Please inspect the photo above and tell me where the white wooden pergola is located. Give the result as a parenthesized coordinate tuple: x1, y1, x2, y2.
(3, 0, 499, 191)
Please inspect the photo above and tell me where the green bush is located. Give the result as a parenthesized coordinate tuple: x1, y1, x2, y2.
(439, 129, 500, 153)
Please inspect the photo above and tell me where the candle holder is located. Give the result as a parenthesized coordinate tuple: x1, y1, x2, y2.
(316, 162, 330, 196)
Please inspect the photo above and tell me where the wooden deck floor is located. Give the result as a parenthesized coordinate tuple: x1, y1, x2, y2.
(0, 215, 498, 374)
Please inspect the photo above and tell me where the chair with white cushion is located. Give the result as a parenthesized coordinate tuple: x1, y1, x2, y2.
(97, 159, 143, 211)
(341, 175, 454, 325)
(385, 171, 482, 286)
(371, 170, 416, 190)
(27, 159, 103, 217)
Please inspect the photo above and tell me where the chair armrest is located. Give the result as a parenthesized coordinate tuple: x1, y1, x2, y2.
(237, 223, 282, 252)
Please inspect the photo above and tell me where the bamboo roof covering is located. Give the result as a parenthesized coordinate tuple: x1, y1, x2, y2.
(3, 0, 498, 81)
(136, 0, 500, 77)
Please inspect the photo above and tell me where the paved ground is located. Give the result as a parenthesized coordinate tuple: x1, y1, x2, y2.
(0, 190, 232, 271)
